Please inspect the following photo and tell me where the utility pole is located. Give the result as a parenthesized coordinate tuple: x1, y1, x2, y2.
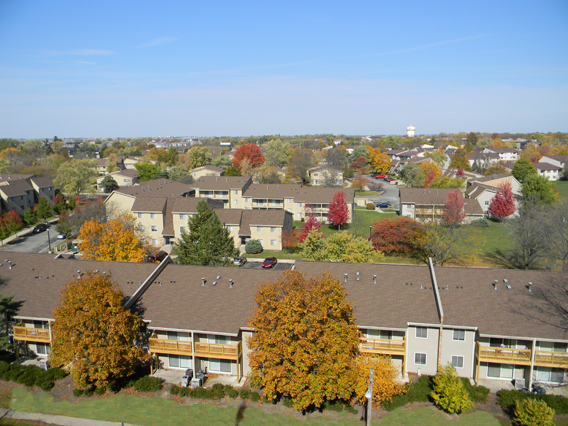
(366, 367, 373, 426)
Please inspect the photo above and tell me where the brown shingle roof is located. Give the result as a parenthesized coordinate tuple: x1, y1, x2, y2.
(0, 180, 33, 197)
(115, 179, 194, 198)
(192, 176, 252, 191)
(131, 198, 166, 213)
(534, 162, 561, 171)
(399, 188, 454, 205)
(29, 177, 54, 188)
(244, 185, 355, 204)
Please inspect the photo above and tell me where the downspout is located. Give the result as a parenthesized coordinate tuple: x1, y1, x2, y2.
(191, 331, 196, 376)
(529, 338, 536, 390)
(428, 258, 444, 368)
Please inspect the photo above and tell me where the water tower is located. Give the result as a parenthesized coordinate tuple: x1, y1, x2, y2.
(406, 125, 416, 137)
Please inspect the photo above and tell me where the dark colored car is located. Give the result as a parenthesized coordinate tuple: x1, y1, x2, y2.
(262, 257, 278, 269)
(375, 202, 392, 209)
(384, 177, 395, 182)
(147, 251, 168, 263)
(233, 257, 247, 266)
(32, 224, 49, 234)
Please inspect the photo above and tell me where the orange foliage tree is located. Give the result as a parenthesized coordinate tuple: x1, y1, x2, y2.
(351, 356, 407, 405)
(371, 217, 425, 254)
(248, 271, 360, 411)
(367, 147, 391, 173)
(51, 272, 147, 388)
(419, 163, 441, 187)
(79, 213, 145, 262)
(232, 143, 265, 170)
(351, 177, 367, 191)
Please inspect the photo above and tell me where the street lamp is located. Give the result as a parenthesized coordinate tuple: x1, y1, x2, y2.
(366, 367, 373, 426)
(369, 225, 372, 240)
(47, 228, 51, 253)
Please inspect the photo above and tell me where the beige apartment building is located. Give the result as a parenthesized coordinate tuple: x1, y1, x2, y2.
(0, 174, 55, 215)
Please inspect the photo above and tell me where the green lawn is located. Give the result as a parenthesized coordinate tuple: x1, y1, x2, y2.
(8, 388, 513, 426)
(355, 191, 382, 197)
(554, 181, 568, 200)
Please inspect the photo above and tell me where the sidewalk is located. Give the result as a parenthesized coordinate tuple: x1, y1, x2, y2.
(0, 408, 141, 426)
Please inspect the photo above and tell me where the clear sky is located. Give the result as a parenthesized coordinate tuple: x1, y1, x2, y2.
(0, 0, 567, 138)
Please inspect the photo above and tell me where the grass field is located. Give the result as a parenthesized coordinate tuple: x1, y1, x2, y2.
(8, 388, 514, 426)
(554, 181, 568, 200)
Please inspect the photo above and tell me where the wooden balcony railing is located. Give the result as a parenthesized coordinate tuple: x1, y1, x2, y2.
(359, 338, 406, 356)
(535, 350, 568, 368)
(13, 323, 50, 343)
(476, 342, 531, 366)
(149, 336, 193, 356)
(194, 341, 242, 361)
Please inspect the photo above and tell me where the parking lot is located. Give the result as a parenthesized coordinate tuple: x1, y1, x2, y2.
(242, 261, 293, 270)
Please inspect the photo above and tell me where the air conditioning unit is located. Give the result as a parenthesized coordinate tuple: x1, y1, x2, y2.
(515, 378, 526, 390)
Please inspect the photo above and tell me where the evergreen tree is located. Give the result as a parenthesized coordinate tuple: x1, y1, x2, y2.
(100, 175, 119, 193)
(174, 200, 239, 266)
(36, 197, 53, 220)
(23, 207, 37, 226)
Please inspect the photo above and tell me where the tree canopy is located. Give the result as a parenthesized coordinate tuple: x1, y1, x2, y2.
(512, 158, 538, 182)
(264, 138, 291, 168)
(327, 191, 349, 228)
(174, 200, 239, 266)
(100, 175, 119, 193)
(232, 144, 265, 170)
(521, 175, 559, 205)
(54, 159, 97, 195)
(51, 272, 147, 388)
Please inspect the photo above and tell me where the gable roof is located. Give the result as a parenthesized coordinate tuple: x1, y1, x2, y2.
(114, 179, 194, 198)
(192, 176, 252, 191)
(399, 188, 454, 205)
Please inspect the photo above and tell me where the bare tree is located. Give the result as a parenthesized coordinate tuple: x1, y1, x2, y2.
(545, 200, 568, 271)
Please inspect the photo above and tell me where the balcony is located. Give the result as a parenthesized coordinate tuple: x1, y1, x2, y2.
(194, 341, 242, 361)
(13, 323, 50, 343)
(476, 342, 531, 366)
(360, 338, 405, 357)
(149, 336, 192, 356)
(535, 350, 568, 369)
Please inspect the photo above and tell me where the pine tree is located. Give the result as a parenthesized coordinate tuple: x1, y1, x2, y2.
(488, 182, 516, 220)
(327, 191, 349, 229)
(174, 200, 239, 266)
(36, 197, 52, 220)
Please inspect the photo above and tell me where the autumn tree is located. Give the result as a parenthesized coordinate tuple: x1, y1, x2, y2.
(282, 228, 299, 253)
(442, 189, 465, 228)
(232, 144, 264, 170)
(484, 162, 508, 176)
(431, 364, 473, 414)
(58, 197, 107, 238)
(3, 210, 23, 236)
(174, 200, 239, 266)
(367, 147, 390, 173)
(466, 132, 478, 146)
(180, 146, 211, 169)
(327, 191, 349, 229)
(54, 159, 97, 195)
(326, 146, 348, 169)
(253, 165, 282, 184)
(351, 356, 406, 405)
(424, 151, 447, 169)
(51, 272, 147, 388)
(371, 217, 425, 255)
(247, 271, 360, 411)
(224, 166, 242, 176)
(448, 148, 471, 171)
(286, 149, 315, 183)
(79, 213, 146, 262)
(419, 163, 441, 187)
(298, 215, 321, 243)
(488, 182, 516, 220)
(351, 177, 367, 191)
(400, 163, 424, 187)
(512, 158, 538, 182)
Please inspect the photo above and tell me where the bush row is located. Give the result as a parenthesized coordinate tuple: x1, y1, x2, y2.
(382, 375, 490, 411)
(497, 389, 568, 415)
(170, 383, 260, 401)
(73, 375, 164, 397)
(0, 361, 66, 391)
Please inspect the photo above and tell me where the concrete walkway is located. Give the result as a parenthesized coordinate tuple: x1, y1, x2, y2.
(0, 408, 141, 426)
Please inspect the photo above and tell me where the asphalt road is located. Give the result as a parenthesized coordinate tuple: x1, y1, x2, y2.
(242, 261, 293, 270)
(365, 176, 405, 210)
(1, 227, 56, 254)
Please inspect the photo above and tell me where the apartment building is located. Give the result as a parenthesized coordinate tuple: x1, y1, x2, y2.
(9, 253, 568, 389)
(96, 169, 139, 191)
(399, 188, 483, 223)
(0, 174, 55, 215)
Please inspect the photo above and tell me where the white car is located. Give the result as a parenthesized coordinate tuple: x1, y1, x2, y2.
(57, 233, 65, 240)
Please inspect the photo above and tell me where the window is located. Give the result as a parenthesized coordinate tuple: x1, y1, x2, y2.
(271, 239, 277, 246)
(233, 190, 238, 195)
(258, 239, 263, 245)
(138, 213, 143, 218)
(257, 226, 263, 232)
(453, 329, 465, 341)
(245, 197, 251, 202)
(297, 202, 302, 207)
(313, 173, 318, 176)
(487, 363, 514, 379)
(227, 226, 233, 231)
(167, 331, 190, 341)
(209, 358, 232, 373)
(451, 356, 464, 369)
(233, 200, 238, 205)
(169, 355, 191, 369)
(270, 227, 276, 233)
(180, 226, 186, 233)
(151, 226, 157, 232)
(36, 343, 51, 355)
(151, 239, 158, 245)
(179, 214, 185, 219)
(415, 353, 426, 365)
(415, 327, 428, 339)
(366, 329, 392, 340)
(286, 198, 292, 204)
(485, 200, 490, 205)
(139, 225, 145, 231)
(151, 213, 156, 219)
(535, 367, 564, 383)
(490, 338, 515, 348)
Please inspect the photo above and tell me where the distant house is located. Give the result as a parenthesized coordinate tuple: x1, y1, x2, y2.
(308, 167, 343, 186)
(96, 169, 139, 191)
(189, 165, 224, 179)
(469, 173, 522, 196)
(482, 148, 519, 162)
(533, 162, 562, 181)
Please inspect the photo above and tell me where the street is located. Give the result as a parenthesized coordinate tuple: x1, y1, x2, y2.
(1, 228, 55, 254)
(364, 176, 404, 211)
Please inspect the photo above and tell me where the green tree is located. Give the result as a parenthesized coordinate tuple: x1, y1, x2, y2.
(51, 272, 147, 388)
(247, 270, 360, 411)
(134, 160, 160, 182)
(466, 132, 478, 146)
(300, 229, 383, 263)
(245, 239, 263, 254)
(54, 159, 97, 195)
(211, 155, 232, 169)
(326, 147, 348, 169)
(0, 294, 15, 350)
(350, 145, 369, 162)
(522, 175, 559, 205)
(400, 163, 424, 187)
(174, 200, 239, 266)
(99, 176, 119, 193)
(253, 166, 282, 184)
(184, 146, 211, 169)
(512, 158, 538, 182)
(514, 399, 554, 426)
(449, 148, 471, 170)
(264, 138, 291, 168)
(424, 151, 447, 169)
(35, 197, 52, 220)
(23, 207, 37, 227)
(224, 166, 242, 176)
(431, 364, 473, 414)
(167, 165, 191, 182)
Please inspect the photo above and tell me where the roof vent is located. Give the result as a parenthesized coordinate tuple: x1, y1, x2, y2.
(493, 283, 497, 290)
(503, 279, 508, 283)
(420, 285, 423, 289)
(216, 275, 221, 280)
(344, 273, 347, 283)
(212, 281, 217, 286)
(229, 279, 234, 288)
(356, 272, 360, 281)
(506, 285, 511, 290)
(202, 278, 205, 286)
(445, 285, 448, 290)
(373, 275, 377, 284)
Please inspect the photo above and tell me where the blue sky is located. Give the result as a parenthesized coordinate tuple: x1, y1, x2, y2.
(0, 0, 567, 138)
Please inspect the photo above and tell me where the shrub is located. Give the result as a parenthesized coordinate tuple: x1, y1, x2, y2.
(497, 390, 568, 416)
(366, 203, 375, 210)
(73, 389, 83, 397)
(0, 363, 66, 391)
(460, 378, 490, 403)
(240, 389, 251, 399)
(283, 396, 294, 407)
(95, 386, 106, 395)
(170, 385, 180, 395)
(471, 218, 490, 227)
(382, 375, 432, 411)
(133, 376, 164, 392)
(37, 380, 55, 391)
(245, 239, 263, 254)
(227, 388, 239, 399)
(192, 387, 212, 399)
(250, 391, 260, 402)
(83, 387, 95, 397)
(514, 398, 555, 426)
(431, 364, 473, 414)
(179, 387, 191, 397)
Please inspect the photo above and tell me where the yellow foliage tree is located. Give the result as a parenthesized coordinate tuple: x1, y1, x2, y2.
(366, 146, 391, 173)
(79, 213, 146, 262)
(351, 356, 407, 405)
(419, 162, 441, 187)
(51, 272, 147, 388)
(248, 271, 360, 411)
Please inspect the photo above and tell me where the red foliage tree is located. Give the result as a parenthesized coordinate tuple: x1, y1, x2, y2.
(370, 218, 425, 254)
(3, 209, 23, 235)
(327, 191, 349, 229)
(456, 168, 465, 177)
(299, 216, 321, 243)
(282, 228, 299, 253)
(488, 182, 516, 220)
(442, 189, 465, 227)
(232, 144, 265, 170)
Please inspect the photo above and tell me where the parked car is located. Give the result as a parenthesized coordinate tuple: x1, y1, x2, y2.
(233, 257, 247, 266)
(262, 257, 278, 269)
(32, 224, 49, 234)
(57, 233, 65, 240)
(372, 174, 381, 179)
(384, 177, 395, 182)
(375, 202, 392, 209)
(147, 251, 168, 263)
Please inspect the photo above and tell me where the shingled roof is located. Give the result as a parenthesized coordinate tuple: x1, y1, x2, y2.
(114, 179, 194, 198)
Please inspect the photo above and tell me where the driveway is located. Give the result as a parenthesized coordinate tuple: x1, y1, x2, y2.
(365, 176, 405, 211)
(1, 227, 55, 253)
(242, 261, 293, 270)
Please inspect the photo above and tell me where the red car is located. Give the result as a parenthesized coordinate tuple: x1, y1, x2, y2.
(262, 257, 278, 268)
(373, 174, 386, 179)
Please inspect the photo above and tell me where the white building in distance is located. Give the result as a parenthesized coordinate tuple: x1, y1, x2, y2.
(406, 125, 416, 137)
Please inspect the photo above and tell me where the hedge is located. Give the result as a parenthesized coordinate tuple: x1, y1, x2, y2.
(497, 390, 568, 415)
(0, 361, 66, 391)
